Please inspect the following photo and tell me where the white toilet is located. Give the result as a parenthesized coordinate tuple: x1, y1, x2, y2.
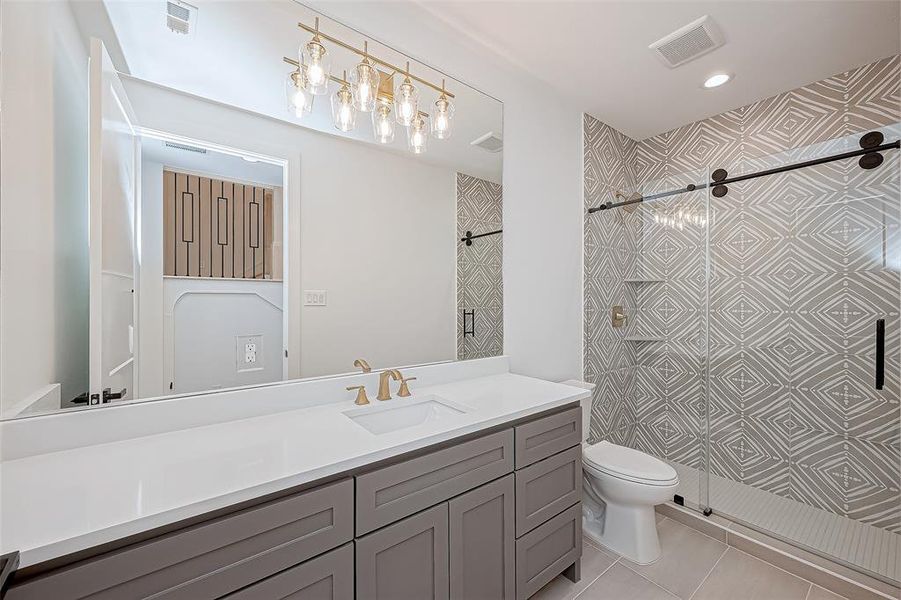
(579, 395, 679, 565)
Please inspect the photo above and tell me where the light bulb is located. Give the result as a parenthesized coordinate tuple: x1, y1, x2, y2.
(302, 37, 331, 95)
(331, 83, 356, 132)
(394, 77, 419, 126)
(286, 69, 312, 118)
(372, 102, 394, 144)
(408, 114, 428, 154)
(351, 57, 379, 112)
(431, 93, 454, 139)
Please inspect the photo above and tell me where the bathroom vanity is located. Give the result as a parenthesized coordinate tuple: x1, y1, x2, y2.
(1, 362, 588, 599)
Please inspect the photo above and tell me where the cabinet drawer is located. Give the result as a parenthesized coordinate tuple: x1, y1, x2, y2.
(515, 446, 582, 536)
(356, 504, 449, 600)
(515, 503, 582, 600)
(514, 407, 581, 468)
(356, 429, 514, 535)
(7, 479, 353, 600)
(223, 542, 353, 600)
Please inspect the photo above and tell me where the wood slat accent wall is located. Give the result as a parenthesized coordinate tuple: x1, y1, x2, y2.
(163, 170, 282, 280)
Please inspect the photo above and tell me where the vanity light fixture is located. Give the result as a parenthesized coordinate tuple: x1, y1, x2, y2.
(408, 113, 429, 154)
(331, 71, 356, 132)
(301, 17, 331, 95)
(372, 99, 395, 144)
(350, 41, 380, 112)
(431, 79, 454, 139)
(703, 73, 731, 88)
(394, 62, 419, 126)
(284, 18, 459, 154)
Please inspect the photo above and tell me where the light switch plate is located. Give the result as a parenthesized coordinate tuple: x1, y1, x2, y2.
(304, 290, 328, 306)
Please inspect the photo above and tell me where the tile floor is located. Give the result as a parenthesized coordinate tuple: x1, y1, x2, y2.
(533, 516, 850, 600)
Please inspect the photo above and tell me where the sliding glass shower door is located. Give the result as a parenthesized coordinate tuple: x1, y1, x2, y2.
(703, 125, 900, 584)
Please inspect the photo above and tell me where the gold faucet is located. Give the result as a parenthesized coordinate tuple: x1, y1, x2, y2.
(398, 377, 417, 397)
(377, 369, 402, 401)
(347, 385, 370, 405)
(353, 358, 372, 373)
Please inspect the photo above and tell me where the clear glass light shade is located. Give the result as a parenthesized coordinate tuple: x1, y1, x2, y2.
(285, 70, 312, 118)
(431, 94, 455, 139)
(393, 77, 419, 126)
(331, 85, 356, 132)
(408, 114, 429, 154)
(301, 38, 331, 95)
(350, 60, 380, 112)
(371, 101, 395, 144)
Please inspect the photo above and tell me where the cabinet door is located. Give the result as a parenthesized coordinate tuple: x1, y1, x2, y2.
(449, 475, 515, 600)
(223, 543, 353, 600)
(356, 504, 449, 600)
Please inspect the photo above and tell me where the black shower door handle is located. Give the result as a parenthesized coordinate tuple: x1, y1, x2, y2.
(875, 319, 885, 390)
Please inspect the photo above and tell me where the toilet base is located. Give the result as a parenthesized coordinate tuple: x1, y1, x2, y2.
(582, 500, 662, 565)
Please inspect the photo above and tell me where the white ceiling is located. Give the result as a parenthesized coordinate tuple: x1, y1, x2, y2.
(99, 0, 503, 182)
(141, 138, 285, 187)
(414, 1, 900, 141)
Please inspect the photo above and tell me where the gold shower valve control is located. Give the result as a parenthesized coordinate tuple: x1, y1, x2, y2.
(612, 305, 628, 328)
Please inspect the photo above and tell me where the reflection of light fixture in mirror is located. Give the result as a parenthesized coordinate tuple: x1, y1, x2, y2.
(408, 113, 429, 154)
(350, 42, 379, 112)
(372, 100, 395, 144)
(331, 71, 356, 132)
(431, 79, 455, 139)
(285, 65, 312, 118)
(301, 17, 330, 95)
(394, 62, 419, 126)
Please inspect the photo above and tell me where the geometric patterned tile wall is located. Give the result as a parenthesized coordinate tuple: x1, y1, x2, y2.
(585, 55, 901, 534)
(457, 172, 503, 360)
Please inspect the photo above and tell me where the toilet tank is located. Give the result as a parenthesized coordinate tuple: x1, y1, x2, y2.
(561, 380, 594, 443)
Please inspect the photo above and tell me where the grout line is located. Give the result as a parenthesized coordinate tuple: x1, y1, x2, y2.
(803, 582, 813, 600)
(687, 545, 729, 600)
(619, 560, 682, 599)
(571, 556, 620, 600)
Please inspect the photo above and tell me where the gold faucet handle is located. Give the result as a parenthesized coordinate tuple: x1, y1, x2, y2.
(346, 385, 370, 405)
(397, 377, 417, 397)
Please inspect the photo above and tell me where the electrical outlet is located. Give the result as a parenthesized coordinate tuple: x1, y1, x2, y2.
(236, 335, 263, 372)
(304, 290, 328, 306)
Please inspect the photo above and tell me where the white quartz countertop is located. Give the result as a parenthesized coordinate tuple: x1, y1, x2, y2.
(1, 373, 588, 567)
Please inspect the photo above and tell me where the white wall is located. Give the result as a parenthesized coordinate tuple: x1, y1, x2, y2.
(311, 2, 585, 382)
(0, 1, 90, 415)
(124, 79, 457, 379)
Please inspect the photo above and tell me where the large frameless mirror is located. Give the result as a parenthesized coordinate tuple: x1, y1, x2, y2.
(0, 0, 503, 418)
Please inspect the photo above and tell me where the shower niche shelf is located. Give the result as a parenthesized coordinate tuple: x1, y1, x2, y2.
(623, 278, 664, 284)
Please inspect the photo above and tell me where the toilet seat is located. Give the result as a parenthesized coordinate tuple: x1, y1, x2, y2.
(583, 441, 678, 486)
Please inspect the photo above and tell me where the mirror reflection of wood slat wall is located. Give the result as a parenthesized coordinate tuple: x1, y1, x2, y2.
(163, 170, 282, 280)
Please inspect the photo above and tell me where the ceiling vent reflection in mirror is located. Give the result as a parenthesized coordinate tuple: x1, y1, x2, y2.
(166, 0, 197, 37)
(471, 132, 503, 154)
(281, 17, 457, 156)
(164, 141, 206, 154)
(648, 15, 724, 68)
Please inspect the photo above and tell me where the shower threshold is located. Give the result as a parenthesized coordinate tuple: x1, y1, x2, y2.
(669, 461, 900, 587)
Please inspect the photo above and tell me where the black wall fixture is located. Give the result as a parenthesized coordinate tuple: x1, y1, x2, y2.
(460, 229, 502, 246)
(462, 309, 476, 337)
(588, 130, 900, 213)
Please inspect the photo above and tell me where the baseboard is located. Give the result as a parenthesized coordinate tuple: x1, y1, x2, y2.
(656, 502, 900, 600)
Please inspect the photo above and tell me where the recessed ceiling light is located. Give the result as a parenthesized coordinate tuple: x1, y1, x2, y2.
(703, 73, 731, 89)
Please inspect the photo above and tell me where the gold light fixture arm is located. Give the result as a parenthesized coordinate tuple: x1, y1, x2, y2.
(296, 20, 454, 98)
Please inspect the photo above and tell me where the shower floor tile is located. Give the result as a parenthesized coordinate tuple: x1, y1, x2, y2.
(670, 461, 901, 585)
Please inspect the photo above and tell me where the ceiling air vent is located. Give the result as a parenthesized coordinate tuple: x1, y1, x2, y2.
(649, 15, 724, 68)
(471, 132, 503, 153)
(165, 141, 206, 154)
(166, 1, 197, 36)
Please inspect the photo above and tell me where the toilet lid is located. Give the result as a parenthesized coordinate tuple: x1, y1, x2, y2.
(584, 441, 678, 484)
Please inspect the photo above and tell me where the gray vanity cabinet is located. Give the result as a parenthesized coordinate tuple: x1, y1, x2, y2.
(355, 504, 450, 600)
(449, 474, 516, 600)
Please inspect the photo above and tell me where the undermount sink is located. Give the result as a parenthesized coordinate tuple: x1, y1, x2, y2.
(343, 395, 469, 435)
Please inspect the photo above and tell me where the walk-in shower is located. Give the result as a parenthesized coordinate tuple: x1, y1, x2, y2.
(584, 114, 901, 586)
